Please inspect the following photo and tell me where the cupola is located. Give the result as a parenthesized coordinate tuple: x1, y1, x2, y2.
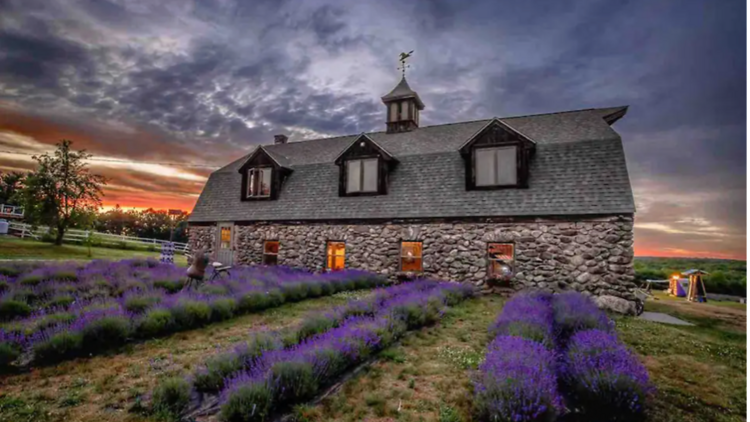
(382, 51, 424, 134)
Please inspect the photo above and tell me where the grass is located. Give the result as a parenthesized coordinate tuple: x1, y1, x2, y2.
(0, 292, 366, 422)
(0, 237, 187, 266)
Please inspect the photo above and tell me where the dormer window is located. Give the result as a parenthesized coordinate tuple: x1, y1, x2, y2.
(335, 134, 398, 197)
(475, 146, 517, 187)
(247, 168, 272, 198)
(459, 120, 535, 190)
(346, 158, 378, 193)
(238, 144, 293, 201)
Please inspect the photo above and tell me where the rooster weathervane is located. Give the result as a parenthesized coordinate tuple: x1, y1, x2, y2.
(398, 50, 414, 77)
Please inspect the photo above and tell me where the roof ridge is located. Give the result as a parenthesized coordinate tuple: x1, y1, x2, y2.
(262, 106, 625, 149)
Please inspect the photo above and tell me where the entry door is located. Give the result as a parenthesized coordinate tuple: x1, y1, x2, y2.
(216, 223, 234, 265)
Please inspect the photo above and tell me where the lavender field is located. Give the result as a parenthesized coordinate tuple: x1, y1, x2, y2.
(0, 265, 743, 422)
(0, 258, 383, 369)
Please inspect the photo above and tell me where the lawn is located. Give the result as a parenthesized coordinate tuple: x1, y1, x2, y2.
(0, 237, 187, 266)
(0, 287, 744, 422)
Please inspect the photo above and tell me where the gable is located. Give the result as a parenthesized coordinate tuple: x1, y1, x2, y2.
(459, 119, 536, 155)
(333, 134, 398, 165)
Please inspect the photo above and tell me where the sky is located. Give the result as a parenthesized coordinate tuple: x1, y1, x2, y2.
(0, 0, 745, 259)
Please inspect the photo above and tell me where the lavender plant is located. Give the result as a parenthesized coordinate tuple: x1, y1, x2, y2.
(560, 329, 652, 421)
(474, 335, 563, 422)
(552, 291, 613, 344)
(488, 292, 554, 348)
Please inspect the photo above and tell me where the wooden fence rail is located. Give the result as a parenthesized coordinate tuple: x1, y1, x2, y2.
(6, 222, 190, 254)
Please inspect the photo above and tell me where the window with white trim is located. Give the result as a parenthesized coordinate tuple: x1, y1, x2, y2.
(475, 146, 517, 186)
(247, 168, 272, 198)
(346, 158, 378, 193)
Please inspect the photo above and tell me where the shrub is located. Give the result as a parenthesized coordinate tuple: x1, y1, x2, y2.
(319, 281, 333, 296)
(201, 284, 229, 296)
(281, 283, 308, 302)
(560, 329, 651, 421)
(0, 300, 32, 321)
(306, 282, 323, 298)
(0, 342, 20, 373)
(210, 298, 237, 322)
(0, 280, 9, 293)
(152, 377, 191, 419)
(137, 308, 176, 338)
(474, 335, 563, 422)
(220, 381, 274, 422)
(81, 315, 132, 352)
(153, 279, 183, 294)
(266, 289, 284, 307)
(18, 274, 45, 286)
(553, 292, 613, 344)
(33, 331, 84, 363)
(0, 267, 21, 277)
(237, 291, 270, 313)
(296, 314, 336, 342)
(124, 295, 161, 314)
(194, 333, 282, 393)
(489, 292, 554, 348)
(46, 295, 75, 309)
(51, 270, 78, 282)
(270, 360, 317, 403)
(172, 300, 212, 329)
(33, 312, 76, 331)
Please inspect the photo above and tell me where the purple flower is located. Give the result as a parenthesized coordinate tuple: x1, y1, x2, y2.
(474, 335, 563, 422)
(560, 329, 652, 421)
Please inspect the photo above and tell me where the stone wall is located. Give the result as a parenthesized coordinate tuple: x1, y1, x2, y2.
(188, 215, 636, 301)
(186, 225, 215, 258)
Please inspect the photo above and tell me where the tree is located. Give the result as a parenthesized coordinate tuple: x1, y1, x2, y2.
(0, 171, 25, 204)
(20, 140, 106, 245)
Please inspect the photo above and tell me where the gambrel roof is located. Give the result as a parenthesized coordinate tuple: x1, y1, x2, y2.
(189, 106, 635, 223)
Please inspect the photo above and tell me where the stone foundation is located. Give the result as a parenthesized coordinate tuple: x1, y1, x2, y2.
(188, 215, 636, 301)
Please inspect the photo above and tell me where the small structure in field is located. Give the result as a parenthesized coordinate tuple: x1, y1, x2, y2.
(668, 269, 709, 302)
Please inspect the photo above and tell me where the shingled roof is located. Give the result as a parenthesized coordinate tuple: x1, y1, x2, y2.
(190, 106, 635, 223)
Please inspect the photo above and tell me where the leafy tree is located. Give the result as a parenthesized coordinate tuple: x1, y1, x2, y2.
(0, 171, 25, 204)
(20, 140, 106, 245)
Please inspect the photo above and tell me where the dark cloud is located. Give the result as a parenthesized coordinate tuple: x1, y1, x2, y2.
(0, 0, 744, 258)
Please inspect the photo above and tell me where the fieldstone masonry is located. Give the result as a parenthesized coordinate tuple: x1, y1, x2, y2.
(188, 214, 636, 302)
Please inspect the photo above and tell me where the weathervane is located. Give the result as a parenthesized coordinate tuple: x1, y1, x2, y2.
(398, 50, 414, 77)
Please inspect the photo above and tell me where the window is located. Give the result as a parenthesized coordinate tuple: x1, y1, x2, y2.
(475, 146, 517, 186)
(247, 168, 272, 197)
(346, 158, 378, 193)
(400, 241, 423, 272)
(488, 243, 514, 278)
(220, 227, 231, 249)
(263, 240, 279, 265)
(326, 241, 346, 271)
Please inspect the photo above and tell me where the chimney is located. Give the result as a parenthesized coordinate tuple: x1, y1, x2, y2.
(273, 134, 288, 145)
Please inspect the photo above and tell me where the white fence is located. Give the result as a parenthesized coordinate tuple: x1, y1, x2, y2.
(6, 222, 190, 254)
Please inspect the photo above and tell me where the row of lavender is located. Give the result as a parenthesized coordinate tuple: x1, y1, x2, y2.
(0, 259, 313, 322)
(475, 291, 651, 422)
(0, 259, 385, 370)
(150, 280, 475, 421)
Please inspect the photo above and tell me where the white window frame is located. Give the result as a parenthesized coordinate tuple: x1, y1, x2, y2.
(346, 158, 378, 193)
(247, 167, 272, 198)
(475, 146, 518, 186)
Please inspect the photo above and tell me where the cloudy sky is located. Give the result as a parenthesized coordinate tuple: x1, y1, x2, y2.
(0, 0, 745, 259)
